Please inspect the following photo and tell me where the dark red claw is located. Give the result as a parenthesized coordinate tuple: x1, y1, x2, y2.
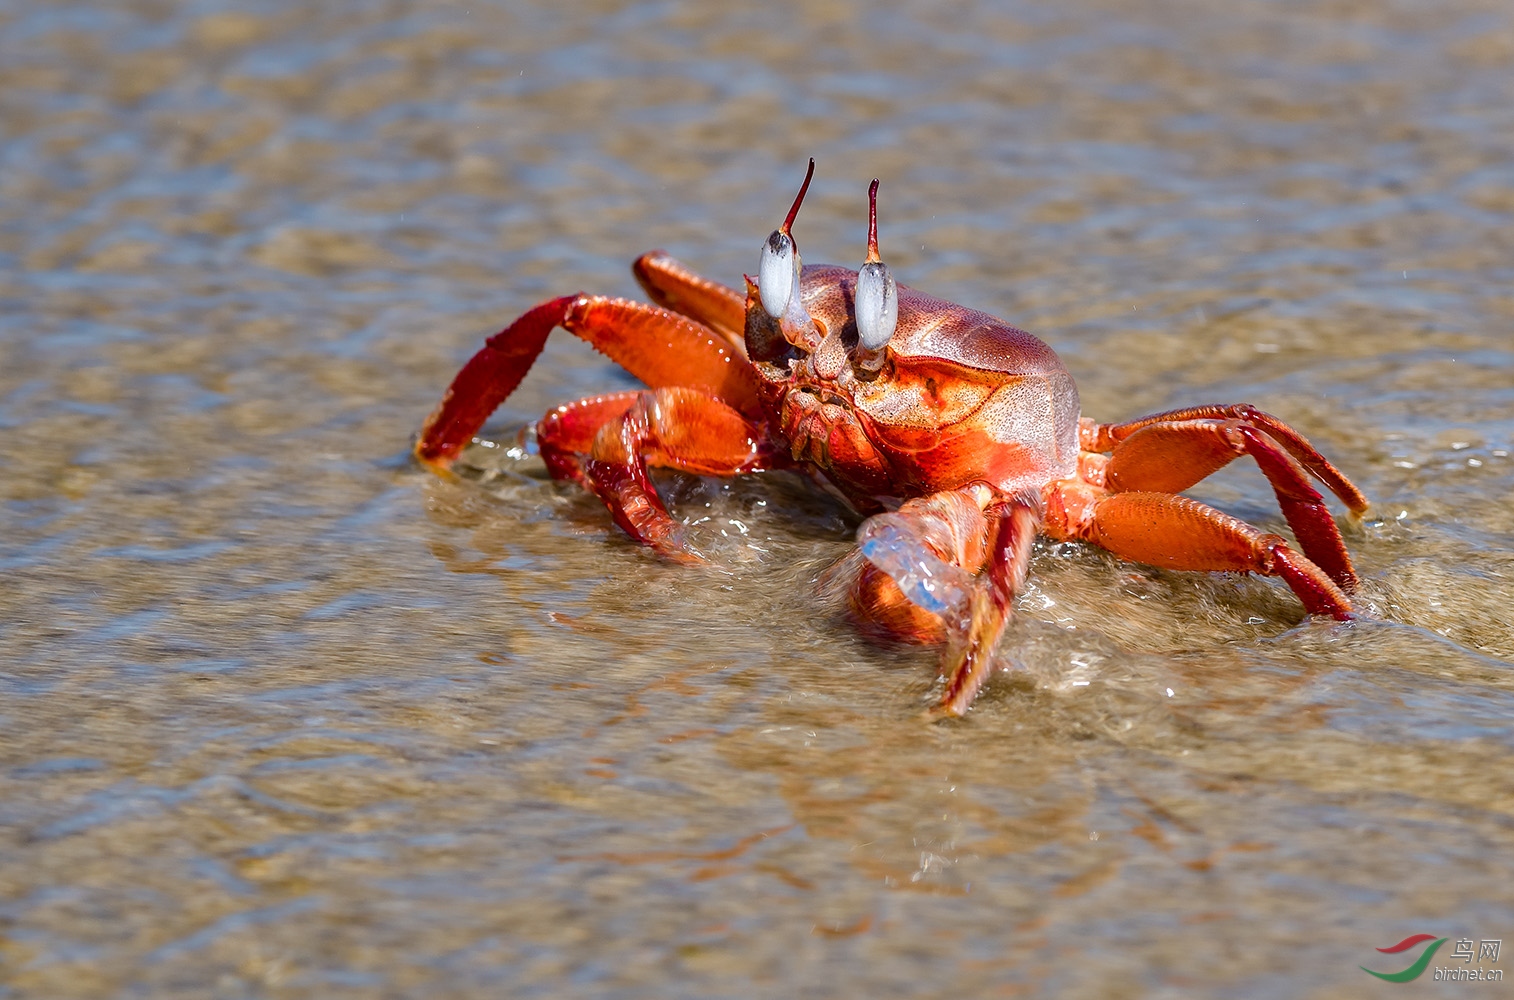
(415, 295, 577, 469)
(1238, 426, 1357, 592)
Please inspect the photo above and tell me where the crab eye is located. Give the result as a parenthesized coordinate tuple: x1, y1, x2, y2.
(758, 159, 816, 321)
(854, 260, 897, 351)
(758, 229, 796, 319)
(853, 178, 897, 375)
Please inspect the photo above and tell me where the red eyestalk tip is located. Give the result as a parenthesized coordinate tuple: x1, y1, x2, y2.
(865, 178, 881, 264)
(781, 158, 816, 236)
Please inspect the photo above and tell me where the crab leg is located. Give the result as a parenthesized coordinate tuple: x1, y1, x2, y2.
(533, 391, 644, 483)
(1044, 483, 1353, 619)
(552, 386, 780, 562)
(1092, 417, 1360, 591)
(416, 295, 761, 470)
(1081, 405, 1368, 513)
(632, 251, 747, 357)
(933, 501, 1040, 719)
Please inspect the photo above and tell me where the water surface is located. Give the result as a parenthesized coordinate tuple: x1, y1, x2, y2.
(2, 0, 1513, 996)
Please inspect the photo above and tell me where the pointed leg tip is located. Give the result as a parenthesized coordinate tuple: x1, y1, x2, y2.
(413, 441, 457, 478)
(921, 700, 967, 723)
(642, 524, 709, 566)
(662, 546, 707, 567)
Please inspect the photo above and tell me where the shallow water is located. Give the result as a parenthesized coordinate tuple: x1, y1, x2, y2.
(3, 0, 1513, 996)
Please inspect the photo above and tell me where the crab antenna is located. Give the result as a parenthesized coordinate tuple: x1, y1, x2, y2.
(780, 158, 816, 236)
(865, 178, 882, 264)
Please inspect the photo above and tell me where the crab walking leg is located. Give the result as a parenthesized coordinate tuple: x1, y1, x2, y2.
(573, 386, 778, 562)
(416, 296, 576, 469)
(1081, 405, 1368, 514)
(536, 387, 773, 486)
(632, 251, 747, 358)
(1045, 485, 1353, 619)
(416, 295, 762, 471)
(931, 501, 1040, 719)
(1095, 418, 1359, 591)
(534, 392, 643, 483)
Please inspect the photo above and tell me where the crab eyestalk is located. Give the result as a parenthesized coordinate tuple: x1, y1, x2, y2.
(853, 178, 897, 377)
(758, 158, 815, 320)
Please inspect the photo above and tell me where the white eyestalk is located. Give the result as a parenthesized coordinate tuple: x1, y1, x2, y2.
(855, 263, 897, 351)
(757, 158, 815, 320)
(854, 179, 897, 376)
(759, 229, 796, 319)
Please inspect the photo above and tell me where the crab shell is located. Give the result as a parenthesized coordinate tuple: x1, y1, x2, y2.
(746, 264, 1081, 511)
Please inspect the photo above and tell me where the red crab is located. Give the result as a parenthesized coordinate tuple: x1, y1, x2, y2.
(415, 160, 1368, 717)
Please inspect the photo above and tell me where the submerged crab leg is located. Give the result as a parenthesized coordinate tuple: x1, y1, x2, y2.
(416, 295, 762, 470)
(1092, 418, 1360, 591)
(632, 251, 747, 357)
(1044, 483, 1353, 619)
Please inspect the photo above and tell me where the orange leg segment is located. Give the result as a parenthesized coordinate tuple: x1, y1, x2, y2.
(416, 294, 761, 471)
(535, 391, 643, 483)
(1082, 404, 1368, 513)
(1047, 484, 1353, 619)
(416, 295, 576, 470)
(562, 387, 780, 562)
(632, 251, 747, 357)
(1101, 418, 1358, 591)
